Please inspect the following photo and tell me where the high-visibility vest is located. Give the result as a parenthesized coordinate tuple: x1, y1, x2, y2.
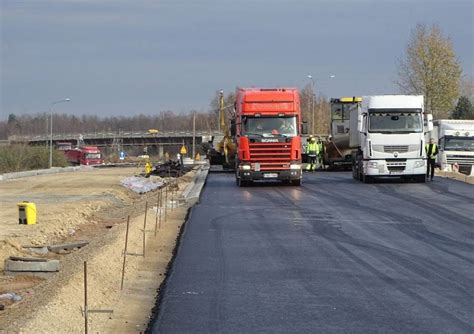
(306, 142, 318, 156)
(317, 142, 324, 155)
(425, 143, 438, 159)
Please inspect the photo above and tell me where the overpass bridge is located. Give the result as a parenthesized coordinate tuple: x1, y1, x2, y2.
(8, 131, 222, 157)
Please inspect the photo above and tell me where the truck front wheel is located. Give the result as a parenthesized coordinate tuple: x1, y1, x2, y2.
(352, 164, 358, 180)
(362, 173, 373, 184)
(237, 177, 249, 187)
(416, 175, 426, 183)
(291, 179, 301, 186)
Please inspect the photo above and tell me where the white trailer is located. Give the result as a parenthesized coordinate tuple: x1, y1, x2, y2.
(350, 95, 433, 183)
(428, 120, 474, 175)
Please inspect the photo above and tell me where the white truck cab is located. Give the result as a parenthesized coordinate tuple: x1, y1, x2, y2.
(429, 120, 474, 175)
(350, 95, 433, 183)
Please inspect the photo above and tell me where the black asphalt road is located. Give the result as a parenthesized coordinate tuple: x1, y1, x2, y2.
(150, 172, 474, 333)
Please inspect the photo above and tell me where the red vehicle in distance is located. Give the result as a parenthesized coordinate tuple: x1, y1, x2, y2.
(58, 143, 103, 166)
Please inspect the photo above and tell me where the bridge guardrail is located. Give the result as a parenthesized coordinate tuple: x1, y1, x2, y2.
(8, 131, 221, 142)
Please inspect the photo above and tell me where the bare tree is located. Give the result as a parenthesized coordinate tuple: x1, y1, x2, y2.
(396, 23, 462, 118)
(299, 84, 313, 129)
(299, 84, 330, 135)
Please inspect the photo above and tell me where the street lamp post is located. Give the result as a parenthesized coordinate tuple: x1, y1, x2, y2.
(307, 75, 315, 135)
(306, 74, 335, 135)
(49, 98, 71, 168)
(192, 111, 196, 160)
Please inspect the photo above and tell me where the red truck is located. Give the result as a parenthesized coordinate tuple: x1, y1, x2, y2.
(64, 146, 103, 166)
(233, 87, 306, 186)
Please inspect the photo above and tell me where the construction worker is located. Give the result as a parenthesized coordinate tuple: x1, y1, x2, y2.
(316, 137, 324, 169)
(305, 136, 319, 171)
(425, 138, 439, 181)
(144, 160, 153, 178)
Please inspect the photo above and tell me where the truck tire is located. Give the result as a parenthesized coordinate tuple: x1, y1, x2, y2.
(352, 164, 358, 180)
(291, 179, 301, 186)
(362, 173, 372, 184)
(416, 175, 426, 183)
(237, 178, 248, 187)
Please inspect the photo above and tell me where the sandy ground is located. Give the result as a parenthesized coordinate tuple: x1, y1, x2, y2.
(0, 166, 196, 333)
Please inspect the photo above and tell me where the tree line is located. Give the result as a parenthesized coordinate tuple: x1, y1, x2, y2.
(1, 89, 331, 140)
(0, 110, 220, 140)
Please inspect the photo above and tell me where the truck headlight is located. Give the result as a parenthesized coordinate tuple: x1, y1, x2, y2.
(414, 160, 425, 168)
(367, 162, 378, 168)
(290, 164, 302, 170)
(240, 165, 251, 170)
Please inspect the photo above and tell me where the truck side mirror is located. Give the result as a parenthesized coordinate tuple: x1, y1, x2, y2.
(230, 119, 236, 137)
(301, 121, 308, 135)
(358, 114, 366, 134)
(426, 114, 433, 132)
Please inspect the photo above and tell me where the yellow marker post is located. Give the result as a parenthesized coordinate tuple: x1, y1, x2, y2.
(18, 201, 37, 225)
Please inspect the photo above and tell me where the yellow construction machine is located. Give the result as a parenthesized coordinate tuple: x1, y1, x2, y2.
(207, 90, 236, 169)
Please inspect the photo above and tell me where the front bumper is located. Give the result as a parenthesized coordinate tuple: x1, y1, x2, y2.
(363, 159, 426, 177)
(238, 169, 301, 181)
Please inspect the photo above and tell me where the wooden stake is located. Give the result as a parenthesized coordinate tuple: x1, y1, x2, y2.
(84, 261, 88, 334)
(159, 188, 163, 229)
(171, 185, 174, 211)
(154, 191, 160, 237)
(121, 216, 130, 290)
(164, 183, 168, 220)
(143, 201, 147, 257)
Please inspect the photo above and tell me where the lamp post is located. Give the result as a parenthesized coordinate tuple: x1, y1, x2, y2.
(306, 75, 335, 135)
(307, 75, 315, 135)
(49, 98, 71, 168)
(192, 110, 196, 160)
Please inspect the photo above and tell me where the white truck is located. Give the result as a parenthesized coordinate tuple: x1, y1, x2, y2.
(350, 95, 433, 183)
(429, 120, 474, 175)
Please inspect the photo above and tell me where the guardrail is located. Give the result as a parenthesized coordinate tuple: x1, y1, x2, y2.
(8, 131, 222, 142)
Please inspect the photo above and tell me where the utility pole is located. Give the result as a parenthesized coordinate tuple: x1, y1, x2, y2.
(192, 111, 196, 160)
(49, 98, 71, 168)
(307, 75, 316, 135)
(218, 90, 224, 133)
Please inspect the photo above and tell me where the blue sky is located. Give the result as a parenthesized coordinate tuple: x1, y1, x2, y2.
(1, 0, 473, 119)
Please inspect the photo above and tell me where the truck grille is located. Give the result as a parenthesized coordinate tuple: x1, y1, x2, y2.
(386, 160, 406, 172)
(446, 155, 474, 165)
(384, 145, 409, 153)
(249, 142, 292, 171)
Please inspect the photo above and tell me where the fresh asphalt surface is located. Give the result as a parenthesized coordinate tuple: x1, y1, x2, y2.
(150, 172, 474, 333)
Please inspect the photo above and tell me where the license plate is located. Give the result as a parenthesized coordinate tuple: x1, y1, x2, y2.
(389, 171, 403, 175)
(263, 173, 278, 178)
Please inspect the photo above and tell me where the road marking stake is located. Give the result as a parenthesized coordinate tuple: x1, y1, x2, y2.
(154, 189, 163, 236)
(143, 201, 147, 257)
(83, 261, 113, 334)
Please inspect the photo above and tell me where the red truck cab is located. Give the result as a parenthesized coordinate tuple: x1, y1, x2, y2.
(234, 87, 304, 186)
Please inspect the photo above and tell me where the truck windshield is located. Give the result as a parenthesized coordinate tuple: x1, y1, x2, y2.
(368, 110, 422, 133)
(444, 137, 474, 151)
(332, 103, 357, 121)
(242, 116, 297, 136)
(85, 153, 101, 159)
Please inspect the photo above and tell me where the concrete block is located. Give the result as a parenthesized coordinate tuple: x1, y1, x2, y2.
(4, 258, 60, 272)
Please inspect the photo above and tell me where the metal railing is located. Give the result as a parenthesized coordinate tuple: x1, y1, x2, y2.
(8, 130, 221, 142)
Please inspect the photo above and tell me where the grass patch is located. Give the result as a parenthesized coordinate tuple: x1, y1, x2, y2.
(0, 145, 68, 174)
